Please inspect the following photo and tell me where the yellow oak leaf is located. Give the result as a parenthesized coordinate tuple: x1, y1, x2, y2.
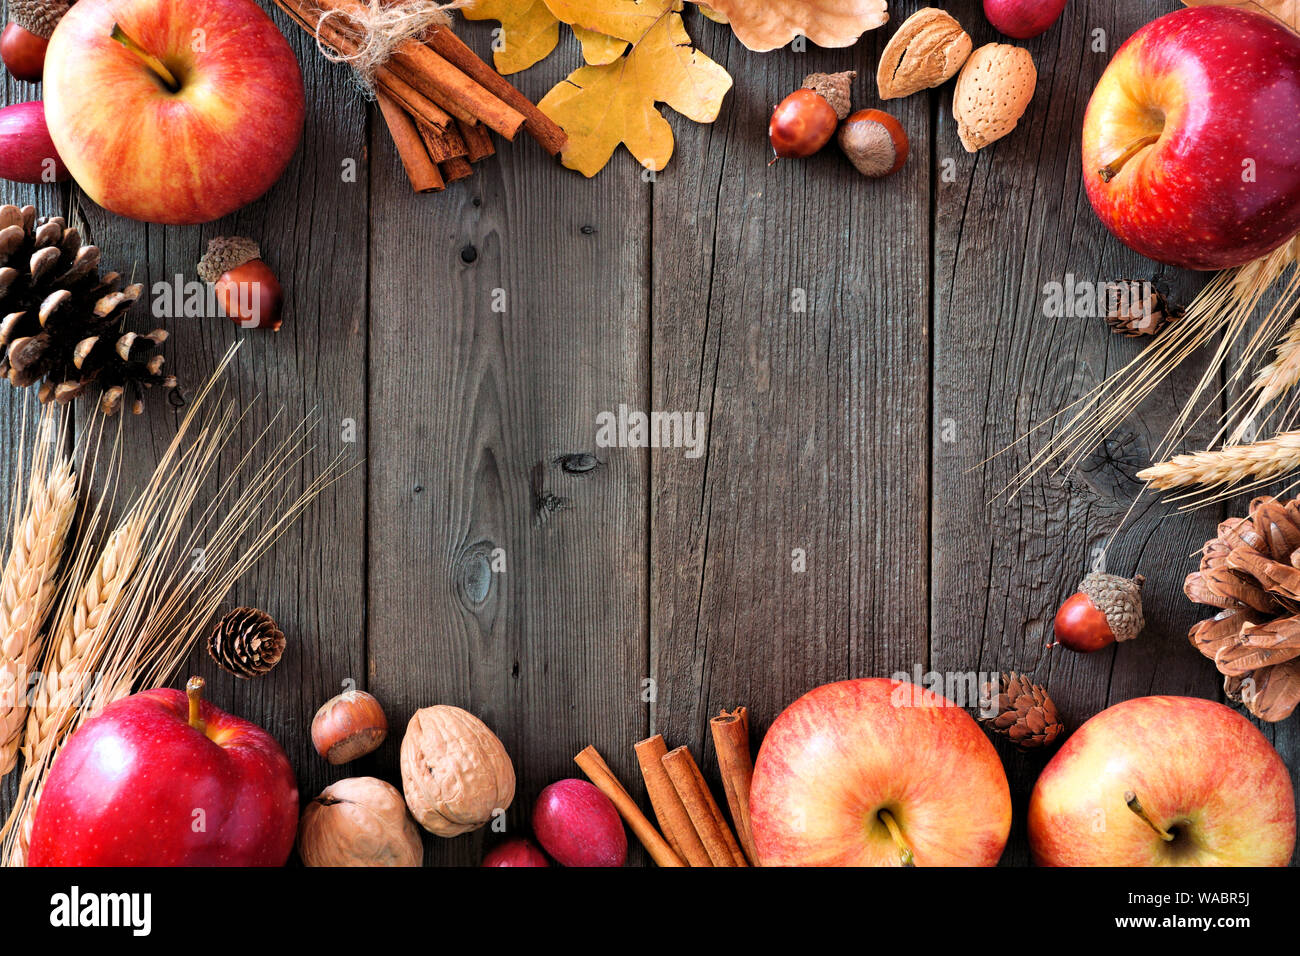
(461, 0, 560, 75)
(697, 4, 729, 25)
(574, 26, 630, 65)
(701, 0, 888, 52)
(1182, 0, 1299, 29)
(539, 0, 733, 177)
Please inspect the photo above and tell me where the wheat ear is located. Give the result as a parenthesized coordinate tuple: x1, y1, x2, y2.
(0, 426, 77, 778)
(22, 515, 144, 765)
(1137, 430, 1300, 490)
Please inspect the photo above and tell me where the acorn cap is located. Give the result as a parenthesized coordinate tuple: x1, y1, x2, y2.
(802, 71, 856, 121)
(11, 0, 70, 39)
(197, 236, 261, 284)
(1079, 572, 1145, 642)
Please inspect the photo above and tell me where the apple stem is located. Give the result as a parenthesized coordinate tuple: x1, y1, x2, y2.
(1124, 790, 1175, 842)
(878, 809, 915, 867)
(1098, 135, 1160, 183)
(110, 23, 180, 93)
(186, 676, 206, 734)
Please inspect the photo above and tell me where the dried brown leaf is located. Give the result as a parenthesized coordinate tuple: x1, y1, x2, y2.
(703, 0, 888, 52)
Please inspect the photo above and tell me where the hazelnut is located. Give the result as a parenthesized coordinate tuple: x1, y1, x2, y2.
(298, 777, 423, 867)
(400, 705, 515, 837)
(311, 690, 388, 765)
(838, 109, 910, 178)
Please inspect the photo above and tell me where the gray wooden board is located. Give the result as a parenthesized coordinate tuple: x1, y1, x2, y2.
(0, 0, 1296, 867)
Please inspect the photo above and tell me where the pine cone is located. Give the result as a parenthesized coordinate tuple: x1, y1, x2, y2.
(207, 607, 286, 679)
(1185, 495, 1300, 722)
(0, 205, 180, 415)
(978, 672, 1063, 750)
(1103, 278, 1181, 337)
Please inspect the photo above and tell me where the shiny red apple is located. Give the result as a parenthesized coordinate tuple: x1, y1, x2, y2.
(531, 779, 627, 867)
(482, 837, 550, 867)
(1082, 7, 1300, 271)
(984, 0, 1067, 39)
(29, 677, 298, 866)
(750, 678, 1012, 866)
(1029, 696, 1295, 866)
(43, 0, 305, 224)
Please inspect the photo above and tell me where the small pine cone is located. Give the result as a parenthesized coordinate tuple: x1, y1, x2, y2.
(207, 607, 286, 679)
(803, 71, 856, 120)
(1104, 278, 1181, 337)
(979, 672, 1063, 750)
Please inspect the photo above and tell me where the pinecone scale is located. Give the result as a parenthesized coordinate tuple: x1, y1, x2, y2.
(1185, 495, 1300, 722)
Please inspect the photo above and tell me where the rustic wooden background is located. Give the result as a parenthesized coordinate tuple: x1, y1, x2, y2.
(2, 0, 1296, 866)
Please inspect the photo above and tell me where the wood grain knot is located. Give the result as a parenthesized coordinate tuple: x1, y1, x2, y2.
(457, 543, 495, 606)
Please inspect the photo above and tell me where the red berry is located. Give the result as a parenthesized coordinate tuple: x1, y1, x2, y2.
(1053, 591, 1115, 653)
(769, 89, 839, 160)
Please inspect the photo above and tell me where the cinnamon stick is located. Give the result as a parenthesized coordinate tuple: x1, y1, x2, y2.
(458, 120, 496, 163)
(376, 93, 443, 193)
(377, 67, 454, 132)
(418, 122, 468, 163)
(635, 735, 712, 867)
(710, 707, 759, 865)
(439, 156, 473, 184)
(574, 745, 684, 868)
(661, 746, 748, 867)
(427, 26, 567, 156)
(273, 0, 526, 138)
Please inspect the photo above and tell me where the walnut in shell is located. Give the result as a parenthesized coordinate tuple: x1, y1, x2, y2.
(953, 44, 1037, 152)
(877, 7, 973, 100)
(400, 705, 516, 837)
(298, 777, 423, 867)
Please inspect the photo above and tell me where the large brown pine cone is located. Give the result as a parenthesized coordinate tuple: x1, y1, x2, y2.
(1185, 495, 1300, 722)
(0, 205, 179, 415)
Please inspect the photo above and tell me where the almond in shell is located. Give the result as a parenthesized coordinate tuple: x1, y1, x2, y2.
(953, 44, 1037, 152)
(877, 8, 973, 100)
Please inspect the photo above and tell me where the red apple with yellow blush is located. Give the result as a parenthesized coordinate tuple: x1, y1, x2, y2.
(1082, 6, 1300, 271)
(42, 0, 305, 224)
(1029, 696, 1295, 866)
(29, 677, 298, 866)
(750, 678, 1012, 866)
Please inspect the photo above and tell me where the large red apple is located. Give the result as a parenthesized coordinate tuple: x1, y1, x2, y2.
(1029, 696, 1295, 866)
(1082, 7, 1300, 271)
(750, 678, 1012, 866)
(29, 677, 298, 866)
(42, 0, 305, 225)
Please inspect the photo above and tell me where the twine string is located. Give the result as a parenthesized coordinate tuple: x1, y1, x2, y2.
(314, 0, 466, 92)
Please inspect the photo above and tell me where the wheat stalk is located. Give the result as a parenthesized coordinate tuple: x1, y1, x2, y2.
(999, 235, 1300, 499)
(1137, 430, 1300, 490)
(0, 344, 351, 865)
(0, 409, 77, 778)
(23, 515, 144, 762)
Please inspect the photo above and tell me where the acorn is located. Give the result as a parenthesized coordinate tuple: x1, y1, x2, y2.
(769, 71, 855, 163)
(838, 109, 909, 178)
(1053, 572, 1145, 653)
(197, 236, 283, 331)
(1, 0, 71, 83)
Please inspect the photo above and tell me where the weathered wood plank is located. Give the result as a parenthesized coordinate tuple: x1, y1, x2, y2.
(931, 0, 1225, 865)
(648, 13, 932, 786)
(365, 26, 651, 865)
(65, 5, 370, 821)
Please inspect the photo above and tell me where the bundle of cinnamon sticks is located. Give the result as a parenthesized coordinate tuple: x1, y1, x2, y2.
(574, 706, 759, 867)
(272, 0, 566, 192)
